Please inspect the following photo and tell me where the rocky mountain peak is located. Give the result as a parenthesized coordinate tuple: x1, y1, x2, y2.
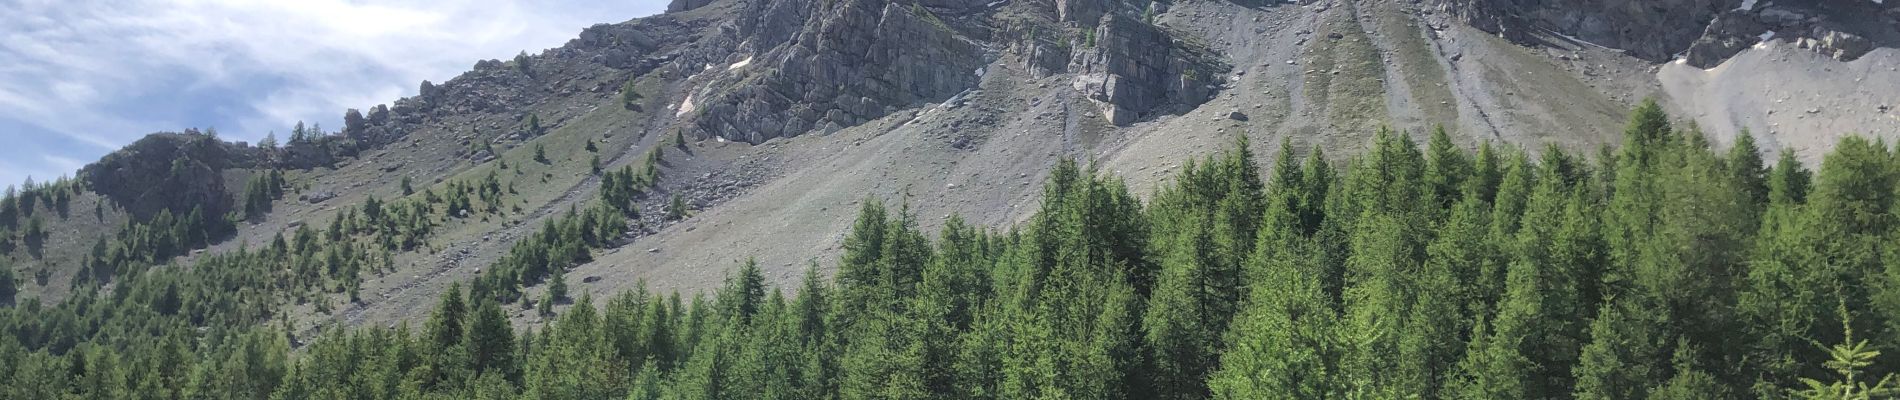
(670, 0, 1230, 143)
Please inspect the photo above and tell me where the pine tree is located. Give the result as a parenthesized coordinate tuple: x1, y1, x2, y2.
(1810, 137, 1900, 377)
(667, 194, 689, 220)
(628, 361, 666, 400)
(515, 51, 534, 76)
(1645, 340, 1726, 399)
(718, 259, 766, 325)
(1767, 148, 1812, 206)
(1573, 295, 1673, 399)
(1142, 228, 1223, 398)
(1729, 130, 1769, 208)
(1792, 319, 1900, 399)
(1739, 150, 1824, 395)
(621, 77, 644, 110)
(549, 267, 569, 303)
(1141, 140, 1263, 399)
(290, 121, 309, 144)
(1424, 126, 1472, 211)
(0, 258, 14, 306)
(243, 174, 275, 221)
(466, 297, 519, 383)
(997, 160, 1147, 399)
(792, 264, 839, 399)
(1211, 240, 1344, 398)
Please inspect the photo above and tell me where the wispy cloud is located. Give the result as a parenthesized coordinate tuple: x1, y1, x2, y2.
(0, 0, 667, 187)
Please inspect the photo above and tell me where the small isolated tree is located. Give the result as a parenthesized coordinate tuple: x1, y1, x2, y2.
(514, 51, 533, 76)
(548, 267, 569, 303)
(590, 155, 602, 175)
(533, 143, 549, 164)
(0, 258, 15, 307)
(290, 121, 309, 144)
(667, 194, 688, 220)
(22, 216, 45, 251)
(1793, 312, 1900, 399)
(401, 176, 415, 196)
(620, 77, 643, 110)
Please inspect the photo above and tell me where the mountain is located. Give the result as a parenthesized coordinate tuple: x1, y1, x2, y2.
(4, 0, 1897, 356)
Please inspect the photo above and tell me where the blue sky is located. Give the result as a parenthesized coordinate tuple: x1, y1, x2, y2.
(0, 0, 667, 187)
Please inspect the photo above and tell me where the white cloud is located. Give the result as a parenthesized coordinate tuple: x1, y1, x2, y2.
(0, 0, 667, 185)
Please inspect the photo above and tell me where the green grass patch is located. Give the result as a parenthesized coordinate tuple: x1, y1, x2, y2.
(1303, 1, 1388, 133)
(1373, 2, 1458, 127)
(1471, 32, 1626, 145)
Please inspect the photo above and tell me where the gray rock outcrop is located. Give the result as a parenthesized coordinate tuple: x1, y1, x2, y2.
(686, 0, 988, 143)
(1430, 0, 1737, 62)
(668, 0, 713, 13)
(1683, 8, 1771, 68)
(1683, 1, 1899, 68)
(1069, 15, 1220, 125)
(1430, 0, 1894, 68)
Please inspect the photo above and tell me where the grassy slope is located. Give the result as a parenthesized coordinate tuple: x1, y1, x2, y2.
(1303, 0, 1389, 136)
(1371, 0, 1459, 128)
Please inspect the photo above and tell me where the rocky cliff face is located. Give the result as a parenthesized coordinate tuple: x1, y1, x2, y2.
(1431, 0, 1736, 62)
(1070, 14, 1222, 125)
(1431, 0, 1896, 68)
(670, 0, 1229, 143)
(669, 0, 713, 13)
(1684, 0, 1900, 68)
(686, 0, 990, 142)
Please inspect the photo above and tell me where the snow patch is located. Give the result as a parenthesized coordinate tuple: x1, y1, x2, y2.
(1547, 29, 1614, 50)
(676, 93, 697, 117)
(727, 56, 753, 70)
(985, 0, 1004, 7)
(1738, 0, 1758, 11)
(1754, 33, 1780, 49)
